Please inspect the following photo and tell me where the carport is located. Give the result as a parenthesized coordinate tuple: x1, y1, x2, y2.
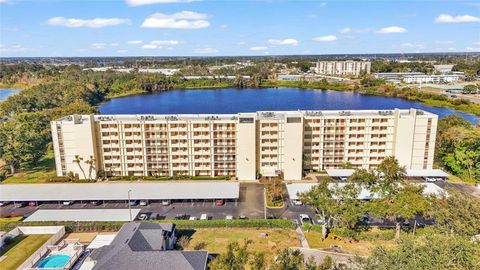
(325, 169, 355, 180)
(24, 209, 142, 222)
(0, 182, 240, 206)
(406, 169, 449, 180)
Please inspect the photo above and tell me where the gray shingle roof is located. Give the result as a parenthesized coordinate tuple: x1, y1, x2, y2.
(90, 222, 207, 270)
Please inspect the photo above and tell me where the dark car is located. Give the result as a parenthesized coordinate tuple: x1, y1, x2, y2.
(90, 200, 102, 206)
(16, 202, 28, 208)
(215, 199, 224, 206)
(175, 214, 189, 220)
(28, 201, 37, 207)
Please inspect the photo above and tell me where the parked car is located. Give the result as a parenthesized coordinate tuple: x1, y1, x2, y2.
(28, 201, 37, 207)
(200, 214, 208, 220)
(299, 214, 311, 225)
(161, 200, 171, 206)
(137, 214, 149, 221)
(0, 201, 11, 207)
(62, 201, 74, 206)
(267, 214, 277, 219)
(16, 202, 28, 208)
(129, 200, 139, 206)
(292, 200, 303, 206)
(215, 199, 224, 206)
(139, 200, 149, 206)
(90, 200, 102, 206)
(225, 215, 233, 220)
(239, 215, 248, 220)
(189, 216, 197, 221)
(175, 214, 189, 220)
(425, 177, 436, 182)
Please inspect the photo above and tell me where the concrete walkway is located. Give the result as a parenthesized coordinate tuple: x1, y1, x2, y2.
(295, 226, 310, 248)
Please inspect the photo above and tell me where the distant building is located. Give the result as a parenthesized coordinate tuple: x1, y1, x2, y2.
(87, 222, 207, 270)
(314, 60, 371, 76)
(433, 64, 454, 74)
(276, 74, 303, 81)
(374, 72, 463, 84)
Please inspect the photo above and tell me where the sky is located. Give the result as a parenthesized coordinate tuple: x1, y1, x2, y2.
(0, 0, 479, 57)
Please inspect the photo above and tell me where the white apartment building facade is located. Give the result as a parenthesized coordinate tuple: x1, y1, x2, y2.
(51, 109, 437, 181)
(314, 60, 371, 76)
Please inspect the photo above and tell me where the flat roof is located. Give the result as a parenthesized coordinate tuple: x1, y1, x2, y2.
(286, 182, 446, 200)
(0, 182, 240, 201)
(24, 209, 142, 222)
(326, 169, 449, 178)
(87, 234, 117, 249)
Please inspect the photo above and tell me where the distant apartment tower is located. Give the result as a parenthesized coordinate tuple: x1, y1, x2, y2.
(51, 109, 437, 181)
(314, 60, 371, 76)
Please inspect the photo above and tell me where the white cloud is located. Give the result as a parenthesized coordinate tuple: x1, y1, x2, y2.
(151, 40, 181, 45)
(320, 2, 326, 7)
(91, 43, 107, 49)
(116, 49, 128, 54)
(141, 44, 159, 49)
(466, 47, 480, 51)
(141, 11, 210, 29)
(127, 40, 143, 45)
(475, 41, 480, 45)
(194, 47, 219, 54)
(376, 26, 407, 34)
(313, 35, 337, 42)
(0, 44, 28, 53)
(339, 27, 372, 34)
(110, 43, 120, 46)
(268, 38, 298, 46)
(47, 17, 131, 28)
(219, 24, 228, 29)
(447, 47, 457, 51)
(400, 42, 425, 49)
(250, 46, 268, 51)
(126, 0, 194, 6)
(435, 14, 480, 23)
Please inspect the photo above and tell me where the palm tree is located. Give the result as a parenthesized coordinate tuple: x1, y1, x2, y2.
(73, 155, 87, 180)
(85, 156, 96, 180)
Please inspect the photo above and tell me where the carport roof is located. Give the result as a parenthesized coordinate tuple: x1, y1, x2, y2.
(0, 182, 240, 201)
(326, 169, 449, 178)
(325, 169, 355, 178)
(24, 209, 142, 222)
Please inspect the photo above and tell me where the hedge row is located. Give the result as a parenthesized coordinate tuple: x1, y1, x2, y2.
(0, 219, 295, 232)
(46, 177, 96, 183)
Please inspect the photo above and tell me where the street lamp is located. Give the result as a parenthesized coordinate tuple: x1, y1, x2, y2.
(128, 189, 132, 221)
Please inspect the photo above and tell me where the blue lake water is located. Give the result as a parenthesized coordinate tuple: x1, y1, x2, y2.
(99, 88, 479, 124)
(0, 88, 19, 101)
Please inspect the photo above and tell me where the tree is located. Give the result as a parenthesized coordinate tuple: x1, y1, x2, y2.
(249, 252, 266, 270)
(463, 84, 478, 94)
(269, 248, 304, 270)
(0, 112, 50, 173)
(354, 234, 480, 270)
(348, 168, 379, 188)
(209, 240, 251, 270)
(433, 192, 480, 237)
(298, 180, 337, 239)
(369, 184, 431, 239)
(73, 155, 87, 180)
(377, 156, 407, 185)
(85, 155, 96, 180)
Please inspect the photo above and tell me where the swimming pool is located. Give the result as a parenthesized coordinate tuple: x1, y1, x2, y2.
(36, 254, 71, 268)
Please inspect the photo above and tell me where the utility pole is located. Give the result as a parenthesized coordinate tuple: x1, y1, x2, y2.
(128, 189, 132, 221)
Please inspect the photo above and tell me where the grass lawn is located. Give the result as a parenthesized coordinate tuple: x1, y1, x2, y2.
(183, 228, 300, 260)
(0, 234, 52, 270)
(304, 231, 395, 256)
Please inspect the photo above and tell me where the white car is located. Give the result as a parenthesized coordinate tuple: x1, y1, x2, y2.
(299, 214, 311, 225)
(138, 214, 148, 221)
(0, 201, 11, 207)
(225, 215, 233, 220)
(200, 214, 208, 220)
(139, 200, 149, 206)
(189, 216, 197, 221)
(161, 200, 171, 206)
(293, 200, 303, 206)
(62, 201, 74, 206)
(425, 177, 436, 182)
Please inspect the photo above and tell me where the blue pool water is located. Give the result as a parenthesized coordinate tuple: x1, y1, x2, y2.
(36, 254, 71, 268)
(0, 88, 20, 101)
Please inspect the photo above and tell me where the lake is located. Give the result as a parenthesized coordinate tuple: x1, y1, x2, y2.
(0, 88, 20, 101)
(99, 88, 479, 124)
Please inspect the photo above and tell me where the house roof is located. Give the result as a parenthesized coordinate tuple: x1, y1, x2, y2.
(0, 182, 240, 201)
(91, 222, 207, 270)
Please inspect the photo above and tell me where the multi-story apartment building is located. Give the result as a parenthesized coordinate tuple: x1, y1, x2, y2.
(51, 109, 437, 181)
(314, 60, 371, 76)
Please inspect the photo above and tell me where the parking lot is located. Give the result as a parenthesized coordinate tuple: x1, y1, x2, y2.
(0, 183, 266, 220)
